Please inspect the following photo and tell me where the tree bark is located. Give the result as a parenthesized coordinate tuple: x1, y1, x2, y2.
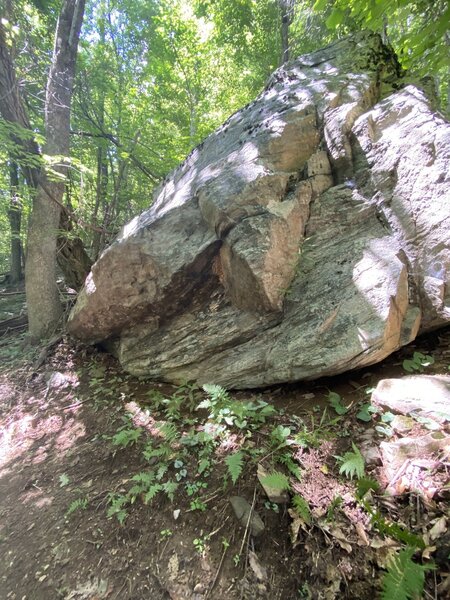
(279, 0, 295, 65)
(0, 0, 87, 340)
(8, 160, 23, 283)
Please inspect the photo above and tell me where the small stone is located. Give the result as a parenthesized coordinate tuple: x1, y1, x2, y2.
(391, 415, 415, 433)
(360, 444, 381, 466)
(230, 496, 265, 537)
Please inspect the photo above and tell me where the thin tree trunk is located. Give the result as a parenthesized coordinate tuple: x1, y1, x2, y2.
(8, 160, 23, 283)
(0, 0, 86, 339)
(279, 0, 295, 65)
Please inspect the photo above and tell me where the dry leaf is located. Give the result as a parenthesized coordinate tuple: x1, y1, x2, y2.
(249, 551, 268, 581)
(422, 546, 437, 560)
(288, 508, 305, 546)
(355, 522, 369, 546)
(429, 516, 447, 540)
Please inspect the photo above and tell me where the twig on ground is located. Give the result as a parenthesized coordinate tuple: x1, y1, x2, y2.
(61, 398, 90, 410)
(205, 535, 230, 599)
(239, 486, 257, 558)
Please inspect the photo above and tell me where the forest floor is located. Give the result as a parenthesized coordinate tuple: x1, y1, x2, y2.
(0, 286, 449, 600)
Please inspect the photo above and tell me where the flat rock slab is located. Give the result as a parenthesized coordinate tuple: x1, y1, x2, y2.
(371, 375, 450, 423)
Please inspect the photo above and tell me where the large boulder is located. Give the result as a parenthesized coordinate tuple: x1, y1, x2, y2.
(68, 32, 450, 389)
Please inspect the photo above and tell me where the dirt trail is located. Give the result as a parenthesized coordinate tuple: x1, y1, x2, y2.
(0, 325, 449, 599)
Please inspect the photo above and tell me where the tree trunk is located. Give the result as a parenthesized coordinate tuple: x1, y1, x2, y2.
(8, 160, 23, 283)
(57, 210, 92, 291)
(279, 0, 295, 65)
(0, 0, 86, 340)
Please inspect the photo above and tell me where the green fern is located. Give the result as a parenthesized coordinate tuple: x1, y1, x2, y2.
(278, 453, 302, 480)
(202, 383, 230, 404)
(356, 476, 380, 499)
(112, 427, 141, 448)
(143, 484, 162, 504)
(382, 548, 432, 600)
(260, 470, 291, 492)
(156, 422, 178, 444)
(335, 442, 365, 480)
(162, 481, 178, 502)
(66, 497, 88, 516)
(107, 494, 128, 523)
(292, 494, 311, 525)
(225, 451, 244, 484)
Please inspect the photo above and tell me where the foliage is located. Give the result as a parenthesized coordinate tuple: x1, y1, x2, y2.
(362, 500, 425, 549)
(327, 391, 348, 415)
(66, 497, 88, 516)
(402, 351, 434, 373)
(111, 427, 142, 448)
(314, 0, 450, 111)
(200, 384, 277, 430)
(292, 494, 311, 525)
(382, 547, 432, 600)
(356, 403, 374, 422)
(356, 476, 379, 499)
(105, 383, 280, 522)
(59, 473, 70, 487)
(335, 442, 365, 480)
(225, 451, 244, 484)
(259, 470, 291, 493)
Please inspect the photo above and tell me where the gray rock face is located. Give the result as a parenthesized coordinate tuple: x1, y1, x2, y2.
(68, 32, 450, 389)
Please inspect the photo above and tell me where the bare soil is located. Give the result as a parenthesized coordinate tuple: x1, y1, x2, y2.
(1, 290, 449, 600)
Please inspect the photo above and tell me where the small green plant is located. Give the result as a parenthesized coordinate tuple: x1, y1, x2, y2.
(225, 450, 244, 484)
(356, 477, 379, 499)
(326, 495, 343, 521)
(174, 459, 187, 481)
(66, 497, 88, 516)
(260, 470, 291, 492)
(59, 473, 70, 487)
(327, 391, 348, 415)
(190, 498, 207, 511)
(186, 481, 208, 496)
(382, 547, 433, 600)
(375, 411, 395, 437)
(270, 425, 292, 449)
(200, 384, 277, 430)
(233, 553, 241, 566)
(193, 536, 208, 555)
(111, 427, 142, 448)
(402, 351, 434, 373)
(361, 500, 425, 549)
(106, 494, 128, 524)
(160, 529, 173, 539)
(292, 494, 311, 524)
(356, 403, 374, 422)
(264, 501, 280, 513)
(298, 582, 312, 599)
(335, 442, 365, 480)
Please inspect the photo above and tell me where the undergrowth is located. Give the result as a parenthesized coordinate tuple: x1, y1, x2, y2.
(64, 368, 436, 598)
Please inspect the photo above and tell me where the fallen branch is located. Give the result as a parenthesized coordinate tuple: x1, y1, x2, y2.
(0, 314, 28, 336)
